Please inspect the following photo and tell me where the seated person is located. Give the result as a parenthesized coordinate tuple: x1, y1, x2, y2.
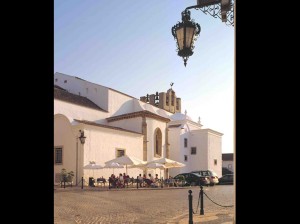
(137, 174, 143, 187)
(109, 174, 117, 188)
(117, 173, 125, 188)
(144, 174, 154, 187)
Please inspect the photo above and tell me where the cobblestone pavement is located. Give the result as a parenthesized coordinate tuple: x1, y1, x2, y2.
(54, 185, 234, 224)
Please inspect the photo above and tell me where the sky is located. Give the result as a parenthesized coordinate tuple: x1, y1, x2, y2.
(54, 0, 234, 153)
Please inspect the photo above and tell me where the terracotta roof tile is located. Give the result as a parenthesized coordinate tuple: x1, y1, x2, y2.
(74, 119, 142, 135)
(168, 124, 182, 128)
(54, 85, 107, 112)
(106, 111, 170, 123)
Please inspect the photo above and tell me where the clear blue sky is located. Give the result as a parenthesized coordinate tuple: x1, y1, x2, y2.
(54, 0, 234, 153)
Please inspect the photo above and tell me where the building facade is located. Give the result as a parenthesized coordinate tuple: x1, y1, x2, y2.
(54, 72, 223, 185)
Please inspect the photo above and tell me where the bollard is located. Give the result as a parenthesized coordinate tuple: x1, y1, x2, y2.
(64, 181, 66, 189)
(161, 177, 164, 188)
(200, 185, 204, 215)
(188, 190, 193, 224)
(137, 176, 139, 189)
(81, 177, 84, 189)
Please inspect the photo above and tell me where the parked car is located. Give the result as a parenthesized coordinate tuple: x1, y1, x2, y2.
(218, 174, 234, 185)
(191, 170, 219, 186)
(222, 167, 233, 175)
(174, 173, 210, 186)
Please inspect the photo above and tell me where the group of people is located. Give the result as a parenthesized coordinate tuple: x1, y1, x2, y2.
(108, 173, 134, 188)
(137, 173, 160, 188)
(108, 173, 161, 188)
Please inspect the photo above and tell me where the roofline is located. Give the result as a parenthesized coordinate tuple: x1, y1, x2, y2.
(192, 128, 223, 136)
(54, 98, 108, 112)
(107, 110, 171, 123)
(73, 119, 143, 135)
(55, 72, 137, 99)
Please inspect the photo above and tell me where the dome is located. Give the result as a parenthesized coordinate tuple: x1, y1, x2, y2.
(170, 112, 192, 121)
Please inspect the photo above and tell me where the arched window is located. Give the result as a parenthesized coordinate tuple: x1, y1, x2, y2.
(171, 91, 175, 106)
(154, 128, 162, 157)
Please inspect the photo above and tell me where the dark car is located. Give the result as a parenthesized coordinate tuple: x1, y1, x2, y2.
(191, 170, 219, 186)
(218, 174, 234, 185)
(174, 173, 210, 186)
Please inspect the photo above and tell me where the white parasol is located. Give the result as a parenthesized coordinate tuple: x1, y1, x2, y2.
(104, 155, 146, 175)
(103, 162, 124, 175)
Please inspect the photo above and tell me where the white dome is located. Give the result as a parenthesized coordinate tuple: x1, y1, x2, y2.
(170, 112, 192, 121)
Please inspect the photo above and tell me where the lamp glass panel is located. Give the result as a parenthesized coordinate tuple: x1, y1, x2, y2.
(185, 27, 195, 48)
(176, 27, 184, 50)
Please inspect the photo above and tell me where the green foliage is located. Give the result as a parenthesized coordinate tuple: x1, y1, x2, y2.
(60, 168, 74, 182)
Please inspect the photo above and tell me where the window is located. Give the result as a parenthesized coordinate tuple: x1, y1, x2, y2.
(214, 159, 217, 165)
(55, 78, 58, 82)
(116, 149, 125, 158)
(176, 99, 179, 110)
(78, 92, 81, 96)
(184, 138, 188, 148)
(154, 128, 162, 157)
(86, 88, 88, 94)
(184, 155, 188, 161)
(166, 96, 169, 105)
(228, 164, 232, 169)
(191, 147, 197, 155)
(64, 80, 67, 83)
(54, 147, 63, 165)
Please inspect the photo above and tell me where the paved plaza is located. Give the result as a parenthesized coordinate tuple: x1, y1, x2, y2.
(54, 185, 234, 224)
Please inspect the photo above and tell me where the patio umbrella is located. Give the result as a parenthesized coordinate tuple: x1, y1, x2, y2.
(148, 158, 185, 168)
(83, 161, 103, 177)
(103, 162, 124, 175)
(147, 158, 185, 178)
(129, 163, 167, 178)
(104, 155, 146, 175)
(146, 163, 167, 179)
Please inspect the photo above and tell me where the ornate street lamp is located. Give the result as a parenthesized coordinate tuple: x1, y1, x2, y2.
(171, 10, 201, 67)
(76, 129, 86, 185)
(171, 0, 234, 67)
(79, 130, 86, 144)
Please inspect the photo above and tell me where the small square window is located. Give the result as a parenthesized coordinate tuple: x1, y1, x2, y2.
(214, 159, 217, 165)
(54, 148, 63, 165)
(55, 78, 58, 82)
(191, 147, 196, 155)
(184, 155, 188, 161)
(116, 149, 125, 158)
(64, 80, 67, 83)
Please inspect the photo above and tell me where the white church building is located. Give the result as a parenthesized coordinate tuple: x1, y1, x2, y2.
(54, 72, 223, 185)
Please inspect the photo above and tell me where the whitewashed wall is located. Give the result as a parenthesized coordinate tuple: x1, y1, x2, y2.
(207, 131, 222, 178)
(108, 89, 135, 116)
(107, 117, 143, 134)
(54, 73, 109, 111)
(146, 118, 167, 162)
(54, 99, 108, 124)
(168, 127, 185, 177)
(81, 126, 144, 181)
(54, 114, 77, 184)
